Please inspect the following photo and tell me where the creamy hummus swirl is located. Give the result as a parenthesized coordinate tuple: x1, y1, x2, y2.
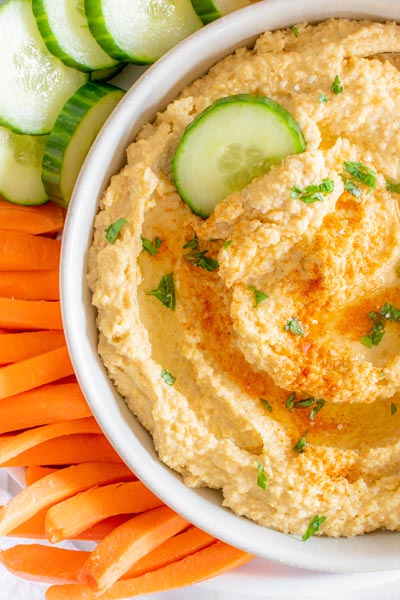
(89, 19, 400, 537)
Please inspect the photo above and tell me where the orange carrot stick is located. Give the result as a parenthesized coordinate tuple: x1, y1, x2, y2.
(0, 331, 65, 365)
(0, 417, 100, 466)
(0, 271, 59, 301)
(0, 346, 73, 400)
(0, 199, 64, 234)
(46, 542, 253, 600)
(45, 481, 164, 543)
(0, 545, 88, 584)
(123, 526, 215, 579)
(10, 513, 132, 542)
(0, 231, 61, 271)
(0, 383, 91, 434)
(0, 298, 62, 330)
(79, 506, 189, 593)
(25, 466, 58, 486)
(0, 462, 135, 536)
(3, 434, 122, 467)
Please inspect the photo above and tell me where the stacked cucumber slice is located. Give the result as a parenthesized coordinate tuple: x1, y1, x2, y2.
(0, 0, 256, 207)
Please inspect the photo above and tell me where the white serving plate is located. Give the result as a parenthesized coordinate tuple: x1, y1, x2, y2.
(61, 0, 400, 574)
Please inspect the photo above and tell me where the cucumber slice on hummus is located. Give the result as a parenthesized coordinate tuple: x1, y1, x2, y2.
(85, 0, 203, 63)
(191, 0, 252, 24)
(42, 82, 124, 207)
(172, 94, 306, 217)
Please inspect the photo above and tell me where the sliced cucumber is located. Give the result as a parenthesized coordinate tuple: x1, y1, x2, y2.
(32, 0, 120, 72)
(42, 82, 124, 207)
(191, 0, 252, 24)
(85, 0, 203, 63)
(172, 94, 306, 217)
(0, 0, 88, 135)
(0, 126, 48, 205)
(90, 63, 126, 81)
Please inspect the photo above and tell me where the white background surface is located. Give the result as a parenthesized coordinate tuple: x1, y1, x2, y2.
(2, 470, 400, 600)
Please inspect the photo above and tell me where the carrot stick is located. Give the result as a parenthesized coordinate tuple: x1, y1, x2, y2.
(0, 199, 64, 234)
(0, 297, 62, 330)
(25, 466, 58, 486)
(0, 231, 61, 271)
(0, 331, 65, 365)
(46, 542, 253, 600)
(123, 526, 215, 579)
(3, 434, 122, 467)
(0, 383, 91, 434)
(0, 271, 59, 301)
(45, 481, 164, 543)
(0, 417, 100, 466)
(0, 346, 73, 400)
(79, 506, 189, 593)
(0, 545, 88, 584)
(10, 513, 132, 542)
(0, 462, 135, 536)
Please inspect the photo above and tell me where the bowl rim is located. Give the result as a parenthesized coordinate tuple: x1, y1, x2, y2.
(61, 0, 400, 573)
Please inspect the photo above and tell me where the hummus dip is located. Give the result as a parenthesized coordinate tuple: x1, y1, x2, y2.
(88, 19, 400, 538)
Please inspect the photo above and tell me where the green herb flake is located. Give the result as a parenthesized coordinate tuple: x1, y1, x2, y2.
(343, 161, 376, 189)
(146, 273, 176, 311)
(309, 399, 326, 421)
(380, 302, 400, 322)
(284, 317, 304, 336)
(183, 237, 199, 250)
(161, 368, 176, 386)
(380, 370, 385, 378)
(294, 398, 315, 408)
(249, 285, 269, 307)
(331, 74, 343, 95)
(302, 515, 327, 541)
(318, 93, 329, 104)
(391, 402, 397, 415)
(185, 249, 219, 272)
(223, 240, 233, 249)
(360, 320, 385, 348)
(141, 236, 162, 256)
(386, 180, 400, 194)
(261, 398, 273, 412)
(286, 392, 296, 411)
(343, 178, 361, 198)
(294, 434, 307, 453)
(290, 179, 334, 204)
(290, 24, 299, 37)
(257, 463, 268, 490)
(396, 266, 400, 276)
(104, 218, 128, 244)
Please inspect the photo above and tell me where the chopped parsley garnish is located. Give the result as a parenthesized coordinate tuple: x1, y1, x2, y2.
(386, 180, 400, 194)
(391, 402, 397, 415)
(261, 398, 273, 412)
(331, 74, 343, 95)
(285, 393, 296, 411)
(294, 433, 307, 453)
(257, 463, 268, 490)
(284, 317, 304, 336)
(161, 368, 176, 385)
(360, 318, 385, 348)
(146, 273, 176, 311)
(183, 237, 199, 250)
(343, 179, 361, 198)
(318, 93, 329, 104)
(285, 394, 325, 420)
(249, 285, 269, 307)
(397, 266, 400, 276)
(185, 249, 219, 272)
(343, 161, 376, 189)
(104, 218, 128, 244)
(309, 399, 326, 421)
(289, 24, 299, 37)
(223, 240, 233, 249)
(141, 235, 162, 256)
(302, 515, 327, 541)
(380, 302, 400, 322)
(290, 178, 334, 204)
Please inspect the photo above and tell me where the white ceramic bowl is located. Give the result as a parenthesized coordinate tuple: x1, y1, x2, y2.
(61, 0, 400, 573)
